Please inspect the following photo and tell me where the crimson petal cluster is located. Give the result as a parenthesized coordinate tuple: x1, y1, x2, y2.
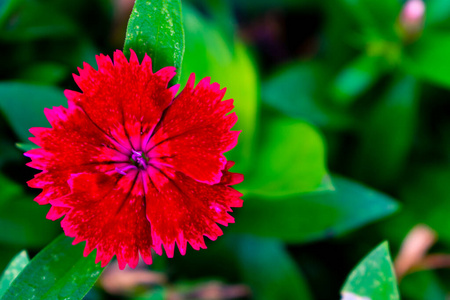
(25, 50, 243, 269)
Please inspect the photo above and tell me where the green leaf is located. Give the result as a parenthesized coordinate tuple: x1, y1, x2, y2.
(331, 54, 387, 106)
(0, 251, 29, 298)
(180, 3, 259, 174)
(239, 116, 328, 197)
(353, 75, 418, 187)
(0, 82, 66, 142)
(232, 235, 312, 300)
(124, 0, 185, 84)
(404, 32, 450, 88)
(232, 176, 399, 243)
(2, 235, 103, 300)
(341, 241, 400, 300)
(262, 61, 351, 128)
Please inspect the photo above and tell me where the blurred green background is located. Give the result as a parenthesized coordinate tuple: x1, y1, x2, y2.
(1, 0, 450, 299)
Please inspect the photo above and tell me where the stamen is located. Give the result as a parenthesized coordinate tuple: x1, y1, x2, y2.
(115, 165, 135, 175)
(131, 150, 148, 169)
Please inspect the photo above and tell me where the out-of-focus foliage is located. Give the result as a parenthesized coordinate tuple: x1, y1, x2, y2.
(0, 0, 450, 298)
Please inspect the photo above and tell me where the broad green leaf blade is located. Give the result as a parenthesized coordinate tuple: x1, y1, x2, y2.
(0, 251, 29, 298)
(353, 75, 418, 187)
(331, 54, 388, 106)
(232, 176, 399, 243)
(239, 116, 328, 197)
(341, 241, 400, 300)
(232, 235, 312, 300)
(262, 61, 351, 128)
(2, 235, 103, 300)
(124, 0, 184, 84)
(404, 32, 450, 88)
(0, 82, 66, 142)
(180, 3, 259, 174)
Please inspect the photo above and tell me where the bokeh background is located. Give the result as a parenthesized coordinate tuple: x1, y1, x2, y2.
(1, 0, 450, 299)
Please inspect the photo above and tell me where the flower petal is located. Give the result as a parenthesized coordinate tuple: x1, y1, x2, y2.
(147, 74, 240, 184)
(145, 162, 243, 257)
(71, 50, 177, 150)
(26, 103, 126, 205)
(53, 172, 153, 269)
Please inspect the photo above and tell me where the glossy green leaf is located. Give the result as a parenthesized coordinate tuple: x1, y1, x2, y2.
(353, 75, 418, 187)
(404, 32, 450, 88)
(232, 176, 399, 243)
(239, 116, 328, 197)
(331, 54, 387, 106)
(233, 235, 312, 300)
(124, 0, 184, 84)
(341, 241, 400, 300)
(262, 61, 351, 128)
(0, 82, 66, 142)
(180, 4, 259, 174)
(2, 235, 103, 300)
(0, 251, 29, 298)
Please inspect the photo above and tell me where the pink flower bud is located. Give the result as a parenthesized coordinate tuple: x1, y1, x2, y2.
(400, 0, 425, 38)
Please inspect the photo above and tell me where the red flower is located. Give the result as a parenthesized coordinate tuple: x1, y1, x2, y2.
(25, 50, 243, 269)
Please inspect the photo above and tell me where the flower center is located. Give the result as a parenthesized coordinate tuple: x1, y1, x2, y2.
(130, 150, 149, 170)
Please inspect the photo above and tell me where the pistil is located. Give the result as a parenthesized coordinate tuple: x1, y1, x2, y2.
(131, 150, 149, 169)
